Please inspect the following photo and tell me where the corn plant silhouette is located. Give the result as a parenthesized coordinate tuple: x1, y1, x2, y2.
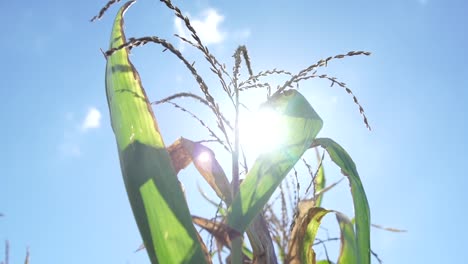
(92, 1, 402, 263)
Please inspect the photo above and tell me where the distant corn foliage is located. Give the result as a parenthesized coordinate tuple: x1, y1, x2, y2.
(92, 1, 402, 263)
(0, 240, 30, 264)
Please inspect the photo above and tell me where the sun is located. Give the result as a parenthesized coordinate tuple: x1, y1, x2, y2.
(238, 107, 286, 159)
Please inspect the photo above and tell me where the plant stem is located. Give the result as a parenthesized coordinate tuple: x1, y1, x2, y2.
(232, 83, 240, 196)
(231, 65, 242, 264)
(231, 237, 242, 264)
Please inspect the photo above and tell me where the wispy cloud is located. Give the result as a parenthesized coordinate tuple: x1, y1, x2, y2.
(417, 0, 428, 5)
(58, 107, 102, 158)
(175, 8, 226, 46)
(174, 8, 251, 50)
(175, 8, 249, 48)
(81, 107, 102, 132)
(192, 9, 225, 45)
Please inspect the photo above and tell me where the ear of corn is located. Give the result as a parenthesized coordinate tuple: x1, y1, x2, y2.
(105, 2, 208, 263)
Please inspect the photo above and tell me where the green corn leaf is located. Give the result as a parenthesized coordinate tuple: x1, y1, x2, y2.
(286, 200, 329, 264)
(336, 212, 358, 264)
(287, 203, 359, 264)
(227, 90, 323, 233)
(105, 2, 208, 263)
(316, 260, 333, 264)
(311, 138, 370, 264)
(242, 246, 254, 260)
(314, 149, 326, 207)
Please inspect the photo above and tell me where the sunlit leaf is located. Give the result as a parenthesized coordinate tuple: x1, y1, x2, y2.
(286, 200, 329, 264)
(311, 138, 371, 264)
(314, 149, 326, 207)
(336, 212, 358, 264)
(105, 2, 207, 263)
(167, 138, 193, 174)
(167, 137, 232, 203)
(227, 90, 323, 233)
(316, 260, 333, 264)
(286, 203, 359, 264)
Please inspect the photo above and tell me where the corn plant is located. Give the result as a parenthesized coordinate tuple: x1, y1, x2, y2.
(92, 0, 384, 263)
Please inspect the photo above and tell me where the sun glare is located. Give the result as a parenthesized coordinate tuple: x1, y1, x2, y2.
(239, 108, 286, 158)
(196, 151, 212, 164)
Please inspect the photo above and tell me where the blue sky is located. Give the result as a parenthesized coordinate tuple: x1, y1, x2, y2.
(1, 0, 467, 263)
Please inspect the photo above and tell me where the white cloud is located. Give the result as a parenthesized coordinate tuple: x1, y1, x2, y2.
(58, 107, 102, 158)
(192, 9, 225, 45)
(175, 8, 226, 47)
(81, 107, 102, 132)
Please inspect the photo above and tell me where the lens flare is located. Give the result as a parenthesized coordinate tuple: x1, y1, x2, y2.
(239, 108, 285, 157)
(196, 151, 212, 163)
